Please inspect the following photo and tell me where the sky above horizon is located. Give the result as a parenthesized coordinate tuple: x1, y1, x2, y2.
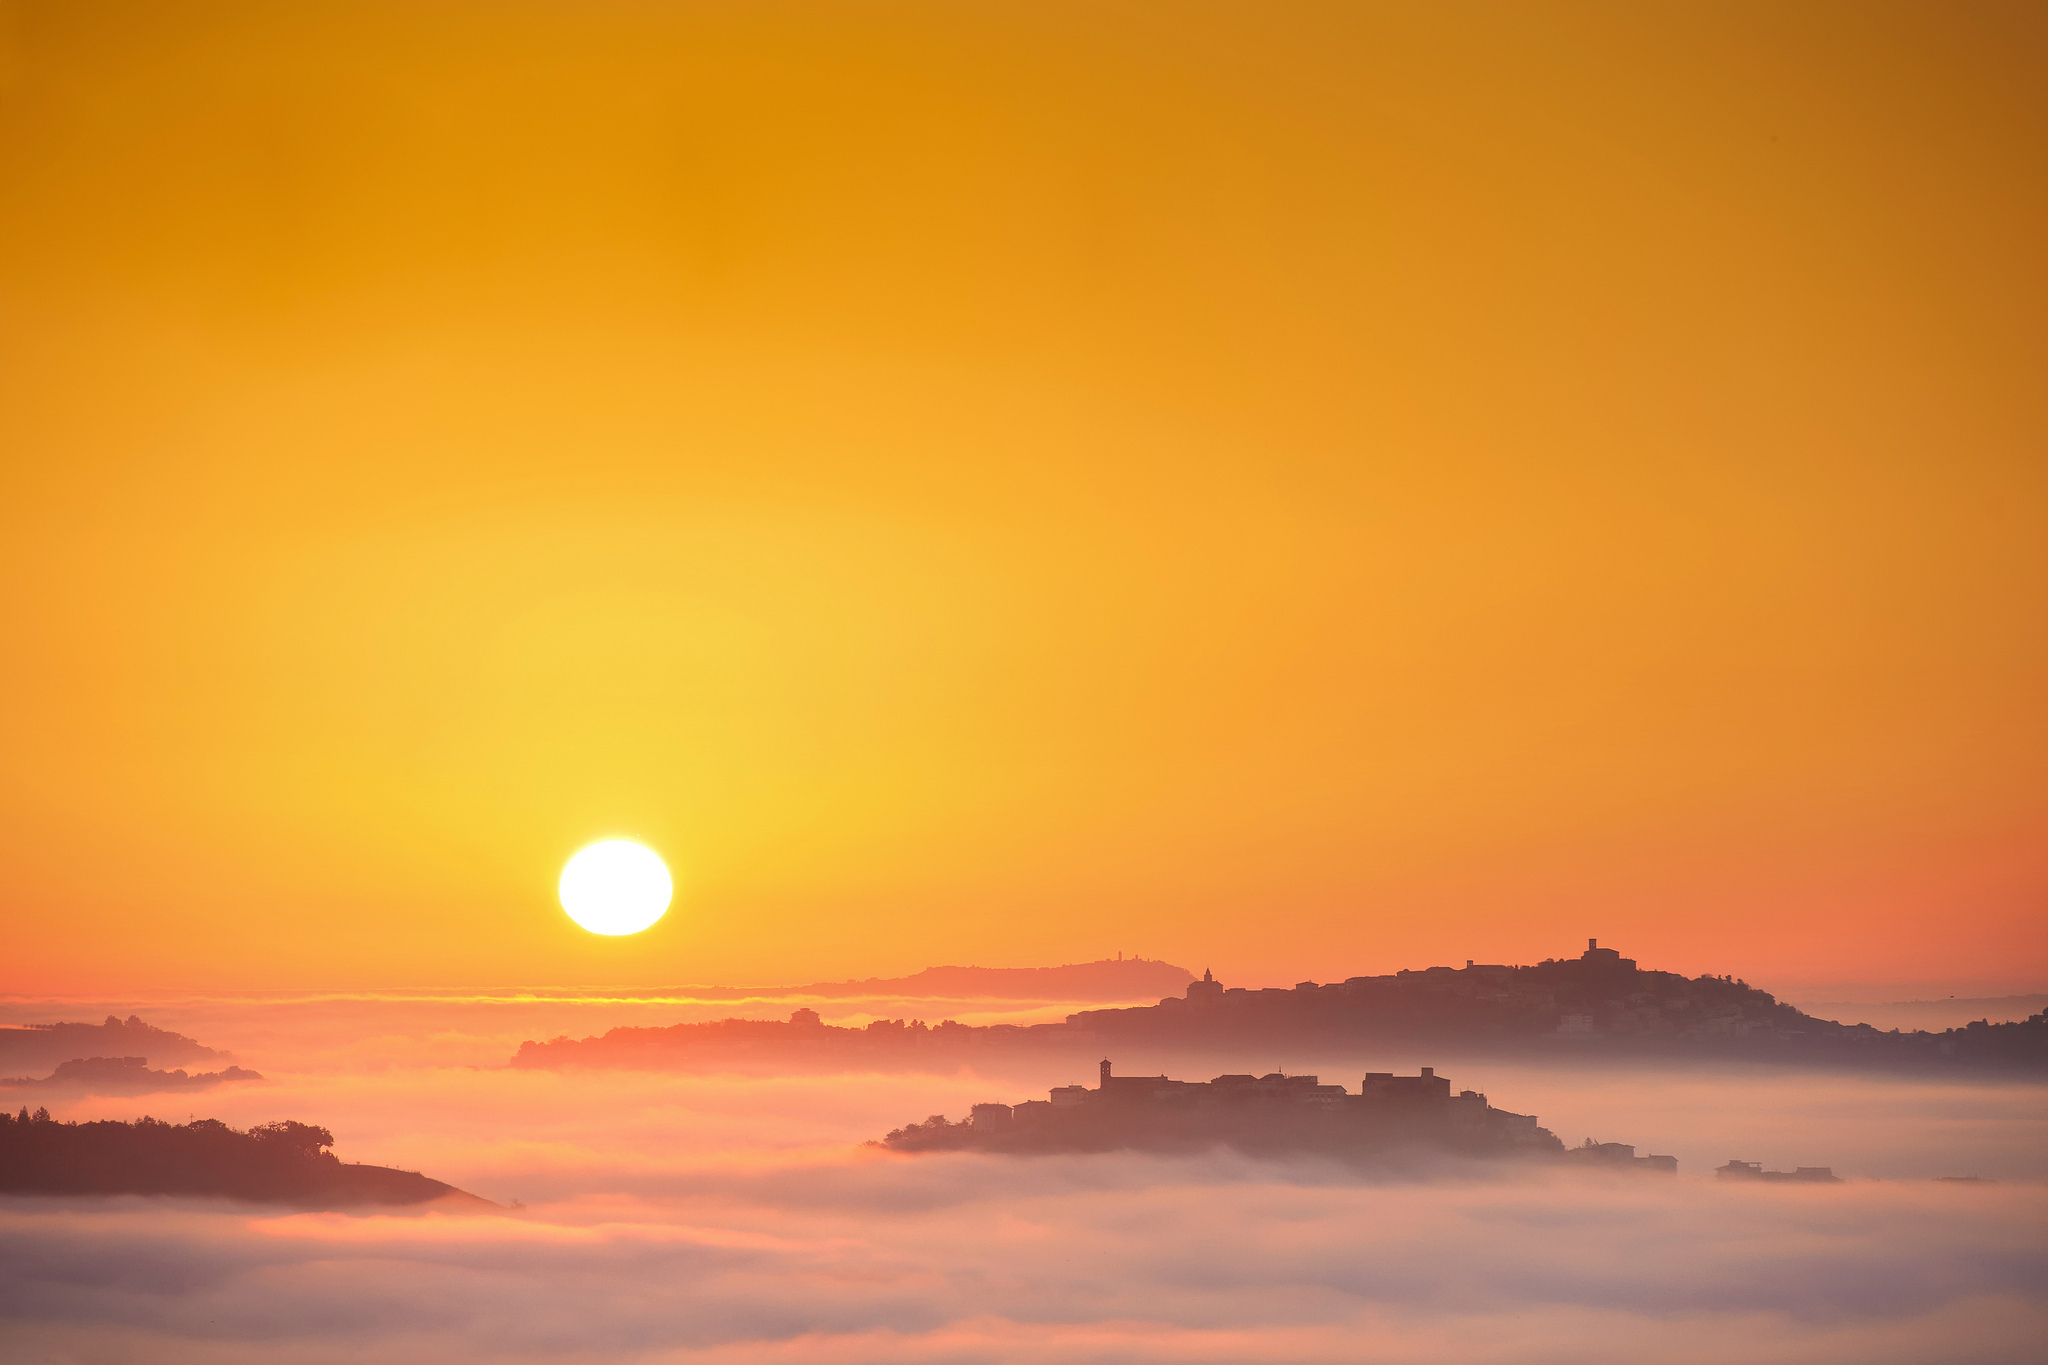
(2, 1, 2044, 995)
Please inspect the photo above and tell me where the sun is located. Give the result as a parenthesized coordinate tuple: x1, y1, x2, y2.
(559, 840, 673, 936)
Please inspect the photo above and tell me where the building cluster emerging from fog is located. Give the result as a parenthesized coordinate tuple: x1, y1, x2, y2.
(883, 1058, 1682, 1169)
(1714, 1160, 1842, 1183)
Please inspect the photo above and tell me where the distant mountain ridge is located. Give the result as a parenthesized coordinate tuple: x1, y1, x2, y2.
(659, 957, 1195, 1002)
(514, 940, 2048, 1076)
(1066, 941, 2048, 1071)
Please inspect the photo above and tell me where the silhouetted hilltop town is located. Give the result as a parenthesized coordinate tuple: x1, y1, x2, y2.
(511, 939, 2048, 1075)
(1070, 940, 2047, 1067)
(0, 1108, 487, 1208)
(879, 1060, 1666, 1166)
(1097, 940, 2048, 1070)
(0, 1016, 225, 1075)
(1, 1056, 263, 1095)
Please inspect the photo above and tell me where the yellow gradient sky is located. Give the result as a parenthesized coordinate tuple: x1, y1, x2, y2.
(2, 1, 2043, 993)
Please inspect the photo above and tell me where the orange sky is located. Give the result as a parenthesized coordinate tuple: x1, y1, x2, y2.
(1, 1, 2043, 995)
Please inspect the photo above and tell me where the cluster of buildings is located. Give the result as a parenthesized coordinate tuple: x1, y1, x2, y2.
(1715, 1160, 1841, 1182)
(1565, 1137, 1678, 1173)
(899, 1062, 1709, 1174)
(956, 1059, 1561, 1154)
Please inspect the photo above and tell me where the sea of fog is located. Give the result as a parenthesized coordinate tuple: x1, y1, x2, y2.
(2, 990, 2044, 1363)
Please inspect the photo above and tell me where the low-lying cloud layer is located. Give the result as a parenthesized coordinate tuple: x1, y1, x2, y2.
(5, 1160, 2043, 1363)
(2, 996, 2043, 1362)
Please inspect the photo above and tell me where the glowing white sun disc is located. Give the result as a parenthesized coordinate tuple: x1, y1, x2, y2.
(559, 841, 673, 936)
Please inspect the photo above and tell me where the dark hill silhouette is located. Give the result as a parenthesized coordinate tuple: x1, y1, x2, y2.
(1066, 943, 2048, 1073)
(0, 1016, 225, 1075)
(654, 957, 1193, 1002)
(511, 942, 2048, 1076)
(0, 1109, 490, 1209)
(1, 1056, 264, 1095)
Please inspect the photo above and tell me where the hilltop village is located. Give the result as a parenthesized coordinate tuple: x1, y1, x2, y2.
(510, 939, 2048, 1074)
(1072, 939, 1845, 1050)
(1080, 940, 2048, 1069)
(881, 1060, 1624, 1163)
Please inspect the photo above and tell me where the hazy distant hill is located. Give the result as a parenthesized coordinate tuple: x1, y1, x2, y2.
(662, 957, 1195, 1002)
(0, 1016, 225, 1075)
(0, 1110, 488, 1209)
(1793, 994, 2048, 1033)
(1, 1056, 264, 1095)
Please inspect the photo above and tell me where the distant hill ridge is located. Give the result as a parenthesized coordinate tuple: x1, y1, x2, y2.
(661, 957, 1195, 1002)
(2, 1055, 264, 1094)
(0, 1109, 489, 1208)
(0, 1016, 224, 1075)
(1793, 994, 2048, 1032)
(515, 940, 2048, 1076)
